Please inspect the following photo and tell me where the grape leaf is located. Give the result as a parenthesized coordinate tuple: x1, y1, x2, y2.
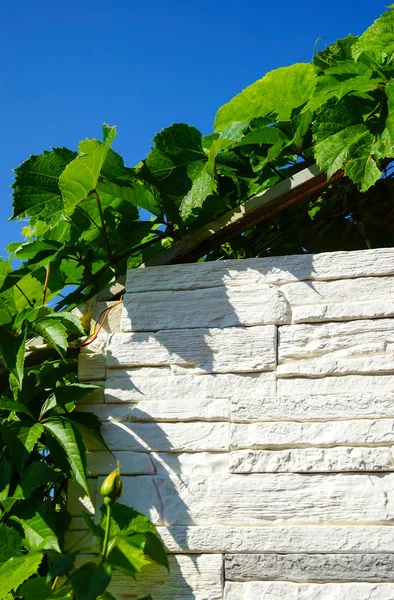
(313, 98, 381, 191)
(11, 504, 60, 552)
(352, 7, 394, 62)
(0, 553, 43, 598)
(214, 63, 317, 130)
(11, 148, 76, 223)
(71, 563, 111, 600)
(0, 524, 23, 564)
(60, 125, 117, 213)
(144, 123, 207, 197)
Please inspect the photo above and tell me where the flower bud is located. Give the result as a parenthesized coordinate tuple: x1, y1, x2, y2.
(100, 465, 122, 506)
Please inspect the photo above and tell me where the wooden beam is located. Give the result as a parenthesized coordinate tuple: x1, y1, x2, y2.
(146, 164, 343, 266)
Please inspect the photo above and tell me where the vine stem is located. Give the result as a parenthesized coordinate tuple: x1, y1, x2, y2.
(102, 502, 112, 560)
(93, 190, 113, 264)
(41, 263, 51, 305)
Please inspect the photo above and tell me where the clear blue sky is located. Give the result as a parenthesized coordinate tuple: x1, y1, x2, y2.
(1, 0, 382, 254)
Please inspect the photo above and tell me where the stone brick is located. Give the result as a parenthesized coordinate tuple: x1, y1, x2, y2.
(157, 525, 394, 554)
(105, 369, 276, 402)
(121, 285, 290, 331)
(109, 554, 223, 600)
(229, 447, 394, 473)
(101, 421, 229, 452)
(224, 582, 394, 599)
(129, 473, 394, 525)
(231, 393, 394, 421)
(230, 420, 394, 449)
(225, 553, 394, 582)
(107, 325, 276, 373)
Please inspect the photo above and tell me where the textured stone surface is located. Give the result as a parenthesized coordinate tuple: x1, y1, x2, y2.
(225, 553, 394, 582)
(278, 319, 394, 377)
(80, 398, 230, 422)
(105, 369, 276, 402)
(231, 420, 394, 449)
(107, 325, 276, 373)
(157, 525, 394, 554)
(126, 248, 394, 292)
(231, 393, 394, 421)
(282, 277, 394, 323)
(101, 421, 229, 452)
(125, 473, 394, 525)
(293, 300, 394, 323)
(229, 447, 394, 473)
(121, 284, 290, 331)
(109, 554, 223, 600)
(224, 582, 394, 599)
(278, 375, 394, 396)
(86, 450, 154, 476)
(152, 452, 229, 475)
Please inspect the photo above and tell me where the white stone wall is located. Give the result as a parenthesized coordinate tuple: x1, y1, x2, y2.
(70, 248, 394, 599)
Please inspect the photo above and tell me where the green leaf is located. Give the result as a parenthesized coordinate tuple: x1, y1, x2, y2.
(11, 148, 77, 223)
(14, 462, 62, 500)
(313, 98, 381, 191)
(0, 553, 42, 598)
(106, 541, 150, 578)
(313, 35, 358, 71)
(352, 7, 394, 61)
(179, 166, 216, 221)
(20, 577, 72, 600)
(67, 412, 106, 448)
(0, 524, 23, 564)
(46, 551, 80, 583)
(42, 312, 85, 336)
(2, 423, 44, 475)
(126, 532, 169, 570)
(11, 504, 60, 552)
(0, 260, 12, 294)
(375, 79, 394, 160)
(214, 63, 317, 130)
(71, 563, 111, 600)
(0, 397, 34, 418)
(144, 123, 207, 197)
(43, 418, 89, 494)
(0, 460, 11, 503)
(59, 125, 117, 213)
(99, 503, 158, 537)
(29, 318, 68, 357)
(305, 62, 382, 113)
(0, 326, 26, 389)
(39, 384, 100, 419)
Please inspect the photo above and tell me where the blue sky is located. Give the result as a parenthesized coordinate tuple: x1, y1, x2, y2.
(1, 0, 382, 254)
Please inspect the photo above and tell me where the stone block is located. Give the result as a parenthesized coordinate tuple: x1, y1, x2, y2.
(107, 325, 276, 373)
(157, 525, 394, 554)
(87, 451, 154, 476)
(224, 582, 394, 599)
(230, 420, 394, 449)
(101, 421, 229, 452)
(109, 554, 223, 600)
(82, 398, 230, 422)
(225, 553, 394, 581)
(136, 473, 394, 525)
(121, 285, 290, 331)
(105, 369, 276, 402)
(231, 393, 394, 421)
(229, 447, 394, 473)
(125, 248, 394, 292)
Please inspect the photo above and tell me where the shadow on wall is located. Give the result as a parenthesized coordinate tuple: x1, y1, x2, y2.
(81, 254, 329, 597)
